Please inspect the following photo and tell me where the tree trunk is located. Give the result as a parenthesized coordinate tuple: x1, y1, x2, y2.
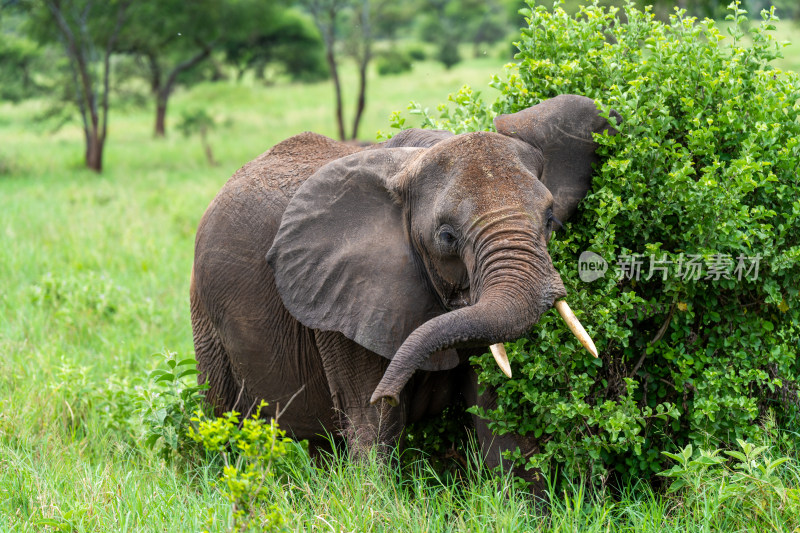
(350, 59, 367, 141)
(200, 128, 217, 166)
(146, 53, 161, 94)
(153, 45, 213, 138)
(155, 92, 168, 137)
(45, 0, 127, 173)
(324, 36, 345, 141)
(330, 59, 345, 141)
(86, 129, 104, 172)
(350, 0, 371, 140)
(308, 0, 346, 141)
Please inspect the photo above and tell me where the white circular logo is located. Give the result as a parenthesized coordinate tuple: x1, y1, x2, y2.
(578, 251, 608, 282)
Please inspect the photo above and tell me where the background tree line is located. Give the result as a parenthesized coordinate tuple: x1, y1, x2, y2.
(0, 0, 797, 172)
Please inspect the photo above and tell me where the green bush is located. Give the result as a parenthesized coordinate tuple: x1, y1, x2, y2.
(658, 438, 800, 526)
(396, 1, 800, 484)
(190, 402, 294, 531)
(376, 49, 414, 76)
(138, 351, 211, 464)
(436, 40, 461, 69)
(406, 44, 428, 61)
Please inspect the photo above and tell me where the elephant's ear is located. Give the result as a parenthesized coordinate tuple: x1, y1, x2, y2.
(494, 94, 621, 221)
(267, 147, 459, 371)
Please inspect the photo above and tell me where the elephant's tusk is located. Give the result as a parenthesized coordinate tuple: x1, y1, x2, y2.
(555, 300, 598, 358)
(490, 343, 512, 378)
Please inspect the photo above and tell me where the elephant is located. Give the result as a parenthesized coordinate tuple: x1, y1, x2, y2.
(190, 94, 620, 478)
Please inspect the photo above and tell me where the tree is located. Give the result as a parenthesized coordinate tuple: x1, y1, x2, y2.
(0, 11, 43, 102)
(117, 1, 326, 137)
(221, 7, 328, 84)
(303, 0, 348, 141)
(22, 0, 129, 172)
(418, 0, 514, 69)
(372, 1, 417, 43)
(345, 0, 376, 140)
(116, 0, 226, 137)
(303, 0, 387, 141)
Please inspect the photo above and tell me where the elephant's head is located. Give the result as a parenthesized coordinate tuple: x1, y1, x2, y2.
(267, 94, 620, 405)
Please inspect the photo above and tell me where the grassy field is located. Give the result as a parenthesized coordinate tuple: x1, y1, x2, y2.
(0, 55, 513, 532)
(1, 38, 800, 531)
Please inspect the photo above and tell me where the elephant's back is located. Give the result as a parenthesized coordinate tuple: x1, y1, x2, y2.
(193, 131, 362, 305)
(226, 131, 362, 207)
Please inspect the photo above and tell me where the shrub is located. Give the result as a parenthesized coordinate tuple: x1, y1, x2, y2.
(138, 350, 211, 463)
(406, 44, 427, 61)
(658, 438, 800, 527)
(436, 39, 461, 69)
(394, 1, 800, 485)
(46, 360, 140, 446)
(376, 49, 413, 76)
(0, 154, 15, 176)
(190, 402, 296, 531)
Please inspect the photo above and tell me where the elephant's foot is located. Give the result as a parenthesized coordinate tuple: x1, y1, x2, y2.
(315, 331, 407, 462)
(338, 401, 404, 461)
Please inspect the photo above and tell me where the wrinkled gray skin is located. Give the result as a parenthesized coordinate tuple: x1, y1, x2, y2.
(191, 95, 619, 481)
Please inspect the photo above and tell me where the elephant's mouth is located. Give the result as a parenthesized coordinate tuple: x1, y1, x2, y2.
(444, 284, 470, 310)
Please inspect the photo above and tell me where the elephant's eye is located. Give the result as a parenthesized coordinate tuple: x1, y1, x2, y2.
(546, 209, 561, 229)
(546, 209, 563, 238)
(437, 225, 458, 249)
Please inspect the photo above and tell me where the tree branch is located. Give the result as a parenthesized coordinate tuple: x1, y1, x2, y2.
(163, 39, 216, 94)
(305, 0, 346, 140)
(100, 0, 129, 143)
(45, 0, 95, 142)
(350, 0, 372, 139)
(629, 302, 676, 378)
(75, 1, 97, 125)
(145, 52, 161, 94)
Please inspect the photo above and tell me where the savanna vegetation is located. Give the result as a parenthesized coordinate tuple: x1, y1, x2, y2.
(1, 0, 800, 531)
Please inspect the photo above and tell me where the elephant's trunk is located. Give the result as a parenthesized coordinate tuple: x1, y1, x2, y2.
(370, 233, 566, 406)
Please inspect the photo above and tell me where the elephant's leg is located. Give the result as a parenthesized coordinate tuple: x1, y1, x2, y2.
(191, 296, 244, 416)
(314, 330, 406, 458)
(464, 367, 545, 492)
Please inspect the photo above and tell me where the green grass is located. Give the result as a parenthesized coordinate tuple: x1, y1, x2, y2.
(1, 50, 800, 531)
(0, 55, 508, 532)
